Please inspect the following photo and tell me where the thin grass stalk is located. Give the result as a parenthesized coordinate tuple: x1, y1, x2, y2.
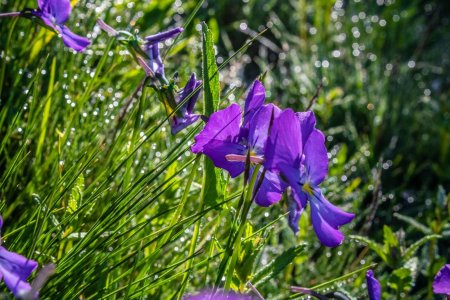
(224, 164, 261, 289)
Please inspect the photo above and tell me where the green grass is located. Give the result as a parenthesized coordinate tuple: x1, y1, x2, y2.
(0, 0, 449, 299)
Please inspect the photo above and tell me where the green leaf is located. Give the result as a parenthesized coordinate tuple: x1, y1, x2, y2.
(201, 22, 224, 208)
(252, 244, 306, 287)
(383, 225, 400, 266)
(68, 174, 84, 215)
(393, 212, 432, 235)
(388, 268, 413, 293)
(201, 22, 220, 116)
(235, 223, 264, 284)
(402, 234, 441, 262)
(383, 225, 398, 248)
(349, 235, 386, 263)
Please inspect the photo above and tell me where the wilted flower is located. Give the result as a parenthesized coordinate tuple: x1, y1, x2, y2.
(264, 109, 354, 247)
(0, 216, 38, 298)
(169, 73, 202, 135)
(366, 270, 381, 300)
(191, 80, 287, 205)
(0, 0, 90, 52)
(433, 264, 450, 296)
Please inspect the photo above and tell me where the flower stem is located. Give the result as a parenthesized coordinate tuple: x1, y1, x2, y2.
(223, 164, 261, 289)
(0, 12, 21, 18)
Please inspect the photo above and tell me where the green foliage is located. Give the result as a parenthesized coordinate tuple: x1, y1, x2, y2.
(0, 0, 448, 299)
(252, 244, 306, 288)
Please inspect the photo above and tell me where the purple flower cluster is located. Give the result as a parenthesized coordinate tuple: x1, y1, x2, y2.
(96, 19, 201, 135)
(192, 80, 354, 247)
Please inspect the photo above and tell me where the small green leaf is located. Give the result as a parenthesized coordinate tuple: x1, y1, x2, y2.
(393, 212, 432, 235)
(383, 225, 400, 266)
(68, 174, 84, 215)
(402, 234, 441, 262)
(349, 235, 386, 263)
(235, 223, 264, 284)
(388, 268, 413, 293)
(252, 244, 306, 287)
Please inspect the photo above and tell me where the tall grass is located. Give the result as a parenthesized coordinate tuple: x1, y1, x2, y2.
(0, 0, 449, 299)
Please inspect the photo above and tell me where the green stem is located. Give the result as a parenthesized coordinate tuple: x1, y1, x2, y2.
(224, 165, 261, 289)
(176, 155, 211, 299)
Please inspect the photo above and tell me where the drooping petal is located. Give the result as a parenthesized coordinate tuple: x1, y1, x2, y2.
(146, 44, 165, 76)
(178, 73, 202, 114)
(366, 270, 382, 300)
(247, 104, 281, 155)
(303, 129, 328, 186)
(264, 108, 302, 171)
(203, 140, 246, 178)
(192, 104, 242, 153)
(240, 80, 265, 139)
(287, 191, 307, 234)
(145, 27, 183, 45)
(253, 170, 288, 207)
(41, 0, 72, 25)
(433, 264, 450, 295)
(170, 114, 200, 135)
(32, 12, 57, 31)
(60, 26, 91, 52)
(296, 111, 316, 147)
(0, 247, 38, 297)
(309, 188, 354, 247)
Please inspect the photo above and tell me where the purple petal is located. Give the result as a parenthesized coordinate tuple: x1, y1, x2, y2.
(366, 270, 382, 300)
(0, 216, 3, 231)
(145, 27, 183, 45)
(264, 108, 302, 171)
(203, 140, 246, 178)
(60, 26, 90, 52)
(303, 129, 328, 186)
(241, 80, 265, 138)
(178, 73, 202, 114)
(170, 114, 200, 135)
(34, 13, 57, 31)
(253, 170, 288, 207)
(433, 264, 450, 295)
(309, 188, 355, 247)
(192, 104, 242, 153)
(287, 191, 308, 234)
(184, 289, 255, 300)
(146, 44, 164, 76)
(0, 247, 38, 297)
(296, 111, 316, 147)
(247, 104, 281, 155)
(39, 0, 72, 25)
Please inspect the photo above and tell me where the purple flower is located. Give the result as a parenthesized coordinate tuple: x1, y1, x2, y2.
(28, 0, 90, 52)
(170, 73, 202, 135)
(264, 109, 354, 247)
(144, 27, 183, 77)
(0, 216, 38, 298)
(366, 270, 381, 300)
(191, 80, 287, 206)
(433, 264, 450, 296)
(184, 289, 256, 300)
